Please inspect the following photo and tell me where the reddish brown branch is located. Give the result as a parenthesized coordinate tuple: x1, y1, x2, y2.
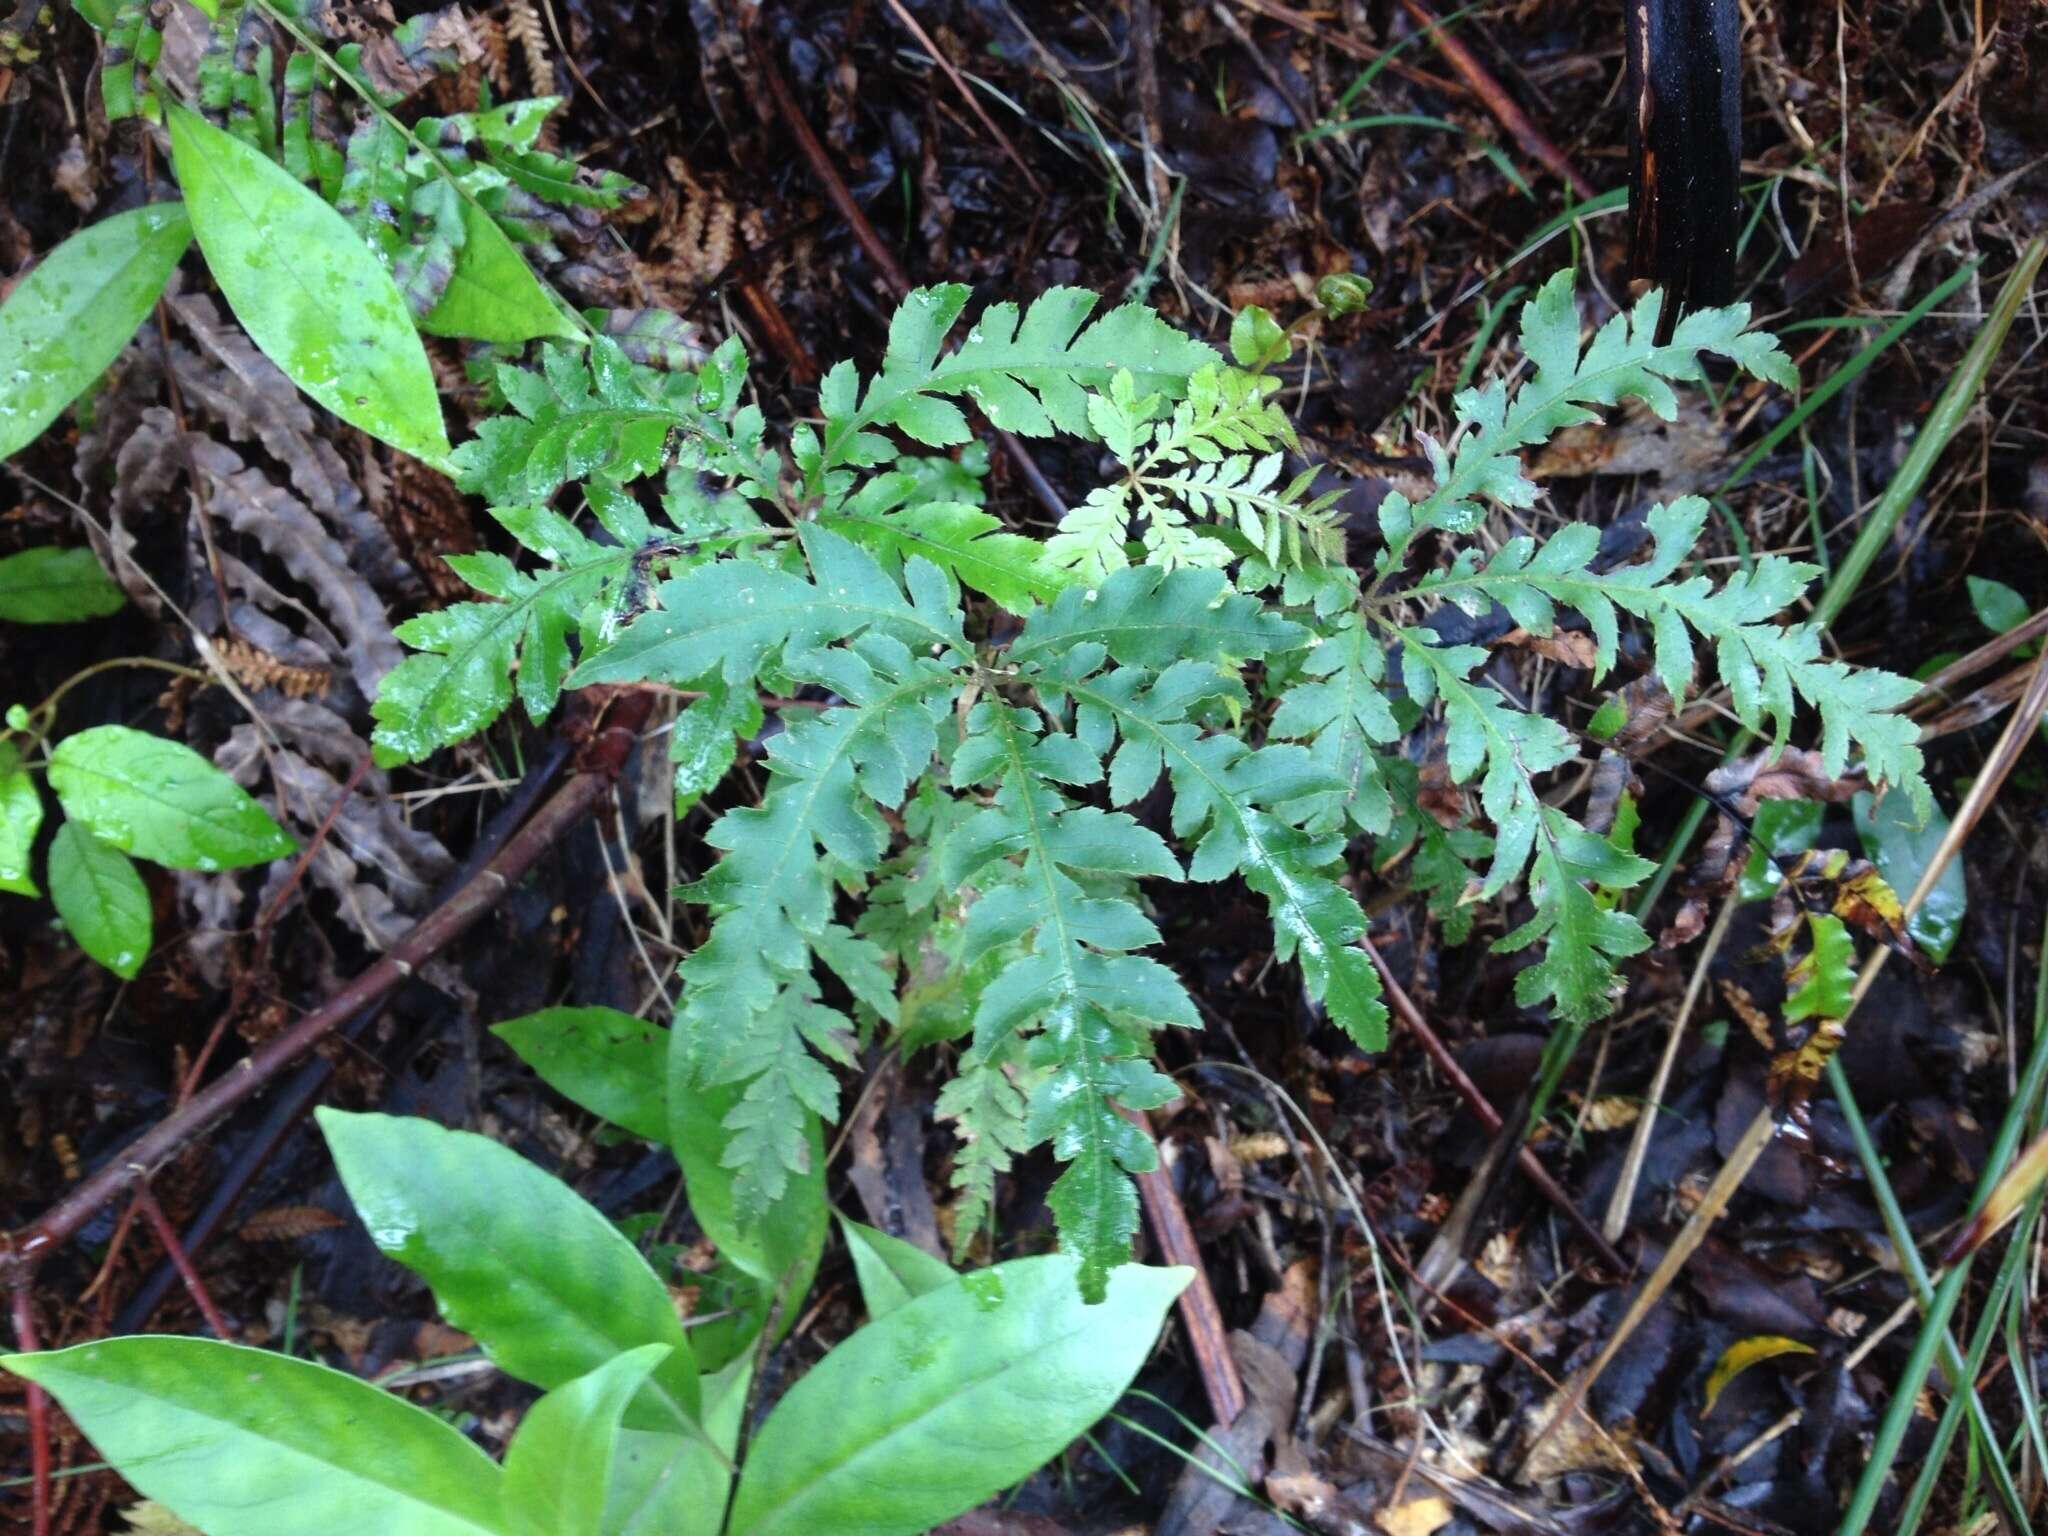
(13, 1287, 49, 1536)
(0, 693, 652, 1290)
(747, 18, 1069, 526)
(1123, 1106, 1249, 1426)
(1365, 939, 1627, 1273)
(1392, 0, 1597, 200)
(134, 1184, 232, 1340)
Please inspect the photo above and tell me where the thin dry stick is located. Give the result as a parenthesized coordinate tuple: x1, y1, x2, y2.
(13, 1287, 49, 1536)
(1119, 1104, 1249, 1426)
(1391, 0, 1597, 199)
(0, 694, 653, 1285)
(1603, 896, 1739, 1242)
(1365, 939, 1629, 1273)
(1520, 645, 2048, 1478)
(880, 0, 1043, 197)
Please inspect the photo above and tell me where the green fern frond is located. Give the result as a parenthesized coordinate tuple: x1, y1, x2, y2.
(934, 1044, 1035, 1262)
(1047, 364, 1346, 581)
(944, 693, 1194, 1300)
(371, 505, 630, 766)
(1411, 496, 1927, 809)
(1375, 271, 1797, 570)
(1269, 617, 1402, 836)
(821, 471, 1075, 615)
(1394, 625, 1657, 1020)
(1057, 659, 1387, 1050)
(454, 336, 769, 505)
(805, 285, 1219, 488)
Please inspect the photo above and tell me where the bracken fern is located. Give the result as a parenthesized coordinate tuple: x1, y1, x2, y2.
(370, 271, 1926, 1296)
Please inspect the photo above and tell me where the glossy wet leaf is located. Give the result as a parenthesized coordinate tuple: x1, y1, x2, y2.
(316, 1110, 701, 1436)
(1737, 798, 1826, 903)
(839, 1217, 955, 1319)
(503, 1346, 669, 1536)
(492, 1006, 667, 1142)
(1854, 789, 1966, 964)
(606, 1355, 751, 1536)
(725, 1255, 1190, 1536)
(2, 1336, 507, 1536)
(0, 202, 192, 461)
(166, 105, 451, 466)
(47, 822, 151, 977)
(1701, 1335, 1814, 1416)
(0, 742, 43, 895)
(420, 196, 579, 344)
(0, 545, 128, 623)
(47, 725, 295, 870)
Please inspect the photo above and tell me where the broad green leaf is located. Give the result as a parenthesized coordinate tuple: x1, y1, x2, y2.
(166, 105, 452, 466)
(420, 196, 579, 344)
(0, 203, 192, 461)
(1855, 789, 1966, 964)
(725, 1255, 1191, 1536)
(1967, 575, 2030, 637)
(606, 1355, 751, 1536)
(493, 1006, 667, 1142)
(503, 1346, 670, 1536)
(0, 742, 43, 895)
(0, 545, 127, 623)
(838, 1217, 955, 1319)
(47, 725, 295, 869)
(47, 821, 150, 977)
(2, 1337, 506, 1536)
(316, 1110, 702, 1438)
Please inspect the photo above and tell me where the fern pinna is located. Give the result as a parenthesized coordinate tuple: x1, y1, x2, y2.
(370, 272, 1926, 1297)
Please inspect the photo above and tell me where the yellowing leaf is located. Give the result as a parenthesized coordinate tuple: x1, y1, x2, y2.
(1702, 1335, 1814, 1416)
(1375, 1496, 1453, 1536)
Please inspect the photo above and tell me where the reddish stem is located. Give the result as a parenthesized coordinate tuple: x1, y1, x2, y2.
(134, 1185, 232, 1340)
(12, 1285, 50, 1536)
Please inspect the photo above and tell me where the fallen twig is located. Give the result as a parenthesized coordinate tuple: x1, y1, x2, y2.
(1391, 0, 1596, 200)
(1364, 939, 1629, 1274)
(1, 692, 652, 1292)
(1122, 1105, 1249, 1426)
(747, 12, 1070, 526)
(111, 735, 584, 1334)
